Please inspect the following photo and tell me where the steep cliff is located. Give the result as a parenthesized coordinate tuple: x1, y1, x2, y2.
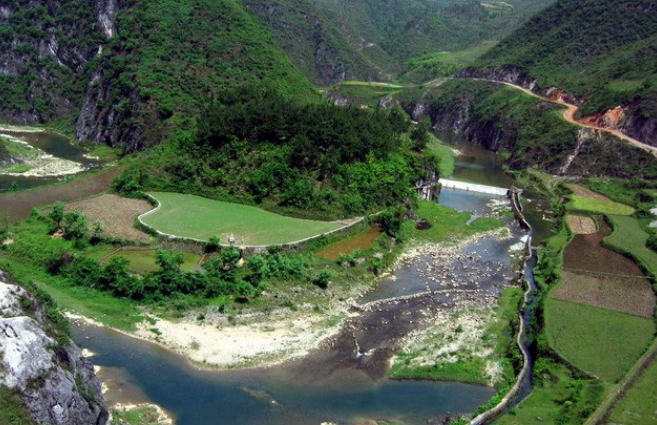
(0, 0, 111, 124)
(0, 270, 108, 425)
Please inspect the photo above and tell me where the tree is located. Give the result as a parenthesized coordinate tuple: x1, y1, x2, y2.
(91, 220, 104, 244)
(49, 202, 65, 229)
(379, 208, 403, 238)
(62, 211, 87, 240)
(410, 126, 429, 151)
(205, 236, 221, 253)
(312, 269, 333, 289)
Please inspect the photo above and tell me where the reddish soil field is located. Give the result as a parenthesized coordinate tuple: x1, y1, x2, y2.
(66, 194, 152, 242)
(563, 220, 644, 276)
(315, 227, 382, 260)
(0, 167, 123, 224)
(554, 270, 655, 318)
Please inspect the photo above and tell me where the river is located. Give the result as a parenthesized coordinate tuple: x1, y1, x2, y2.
(68, 134, 551, 425)
(0, 128, 99, 193)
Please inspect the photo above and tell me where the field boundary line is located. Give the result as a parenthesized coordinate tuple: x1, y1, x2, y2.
(585, 337, 657, 425)
(561, 267, 652, 279)
(137, 193, 372, 249)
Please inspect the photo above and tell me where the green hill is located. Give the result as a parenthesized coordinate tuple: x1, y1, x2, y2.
(473, 0, 657, 145)
(0, 0, 319, 150)
(244, 0, 557, 85)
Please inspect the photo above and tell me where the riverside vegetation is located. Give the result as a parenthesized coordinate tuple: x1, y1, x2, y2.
(2, 0, 657, 423)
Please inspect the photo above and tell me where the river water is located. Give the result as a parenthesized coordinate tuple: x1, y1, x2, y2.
(68, 135, 551, 425)
(0, 128, 98, 193)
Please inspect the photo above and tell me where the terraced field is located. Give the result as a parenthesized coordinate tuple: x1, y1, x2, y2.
(141, 192, 350, 246)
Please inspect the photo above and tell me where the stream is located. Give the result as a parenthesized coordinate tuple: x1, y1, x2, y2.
(69, 135, 552, 425)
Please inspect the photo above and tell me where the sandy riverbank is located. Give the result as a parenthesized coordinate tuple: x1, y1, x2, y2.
(66, 227, 514, 374)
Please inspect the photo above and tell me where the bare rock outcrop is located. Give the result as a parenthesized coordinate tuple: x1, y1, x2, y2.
(0, 271, 109, 425)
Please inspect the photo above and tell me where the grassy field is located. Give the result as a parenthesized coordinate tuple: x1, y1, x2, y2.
(405, 200, 504, 244)
(605, 214, 657, 277)
(67, 194, 152, 242)
(325, 81, 406, 107)
(427, 133, 455, 177)
(315, 227, 382, 260)
(566, 195, 635, 216)
(609, 353, 657, 425)
(105, 249, 201, 274)
(142, 192, 346, 246)
(497, 361, 607, 425)
(0, 258, 143, 331)
(545, 298, 655, 383)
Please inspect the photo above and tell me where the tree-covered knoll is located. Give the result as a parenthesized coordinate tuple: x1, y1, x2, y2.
(475, 0, 657, 117)
(114, 86, 438, 218)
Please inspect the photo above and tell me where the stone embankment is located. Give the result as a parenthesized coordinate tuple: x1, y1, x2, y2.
(0, 270, 108, 425)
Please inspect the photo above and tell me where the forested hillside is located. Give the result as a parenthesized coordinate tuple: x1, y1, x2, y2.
(244, 0, 557, 85)
(472, 0, 657, 145)
(0, 0, 318, 151)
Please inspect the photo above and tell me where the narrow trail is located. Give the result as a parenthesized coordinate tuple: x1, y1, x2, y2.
(470, 79, 657, 159)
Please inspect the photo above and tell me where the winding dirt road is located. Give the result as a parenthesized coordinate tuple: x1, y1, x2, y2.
(472, 79, 657, 158)
(504, 82, 657, 158)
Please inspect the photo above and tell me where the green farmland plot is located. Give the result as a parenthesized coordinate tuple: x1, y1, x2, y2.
(609, 353, 657, 425)
(566, 195, 635, 216)
(605, 214, 657, 277)
(546, 299, 655, 383)
(142, 192, 346, 246)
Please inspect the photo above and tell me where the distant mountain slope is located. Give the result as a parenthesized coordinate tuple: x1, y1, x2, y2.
(243, 0, 557, 85)
(0, 0, 318, 151)
(470, 0, 657, 145)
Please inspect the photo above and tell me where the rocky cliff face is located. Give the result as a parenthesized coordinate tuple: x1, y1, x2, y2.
(407, 79, 657, 179)
(0, 270, 108, 425)
(0, 0, 114, 124)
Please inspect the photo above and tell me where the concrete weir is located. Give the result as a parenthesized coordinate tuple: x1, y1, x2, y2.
(439, 178, 509, 196)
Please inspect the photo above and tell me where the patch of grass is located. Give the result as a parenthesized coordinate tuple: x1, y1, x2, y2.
(107, 250, 200, 274)
(609, 354, 657, 425)
(426, 133, 455, 177)
(496, 360, 608, 425)
(545, 298, 654, 383)
(0, 387, 37, 425)
(405, 200, 504, 244)
(142, 192, 345, 245)
(566, 195, 635, 216)
(5, 164, 32, 174)
(390, 286, 523, 386)
(605, 214, 657, 278)
(86, 247, 117, 261)
(0, 257, 143, 332)
(391, 358, 489, 384)
(110, 406, 165, 425)
(325, 81, 405, 107)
